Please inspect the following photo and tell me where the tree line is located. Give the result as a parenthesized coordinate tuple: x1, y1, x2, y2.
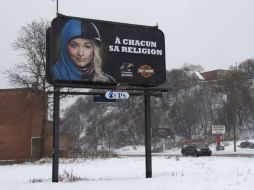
(60, 61, 254, 151)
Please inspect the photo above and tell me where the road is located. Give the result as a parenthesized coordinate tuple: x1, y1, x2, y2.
(118, 153, 254, 157)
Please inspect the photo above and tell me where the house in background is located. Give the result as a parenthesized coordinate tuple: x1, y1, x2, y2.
(201, 69, 229, 81)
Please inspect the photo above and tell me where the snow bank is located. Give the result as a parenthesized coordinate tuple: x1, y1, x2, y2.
(1, 156, 254, 190)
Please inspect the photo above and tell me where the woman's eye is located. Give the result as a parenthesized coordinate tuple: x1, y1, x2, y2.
(84, 44, 92, 49)
(71, 44, 77, 48)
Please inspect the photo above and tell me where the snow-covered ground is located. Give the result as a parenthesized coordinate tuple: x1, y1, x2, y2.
(1, 140, 254, 190)
(1, 156, 254, 190)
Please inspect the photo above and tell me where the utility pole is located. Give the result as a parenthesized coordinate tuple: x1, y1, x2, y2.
(55, 0, 59, 16)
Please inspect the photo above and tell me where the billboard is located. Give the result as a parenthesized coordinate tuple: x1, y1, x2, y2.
(46, 15, 166, 87)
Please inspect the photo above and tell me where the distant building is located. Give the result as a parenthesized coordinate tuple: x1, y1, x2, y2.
(201, 69, 229, 81)
(44, 121, 69, 157)
(0, 88, 47, 160)
(0, 88, 69, 161)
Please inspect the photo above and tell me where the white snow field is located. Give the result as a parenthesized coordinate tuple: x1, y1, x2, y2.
(1, 156, 254, 190)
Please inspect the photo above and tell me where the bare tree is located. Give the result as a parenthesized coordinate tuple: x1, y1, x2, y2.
(4, 19, 51, 157)
(4, 19, 50, 91)
(218, 70, 254, 137)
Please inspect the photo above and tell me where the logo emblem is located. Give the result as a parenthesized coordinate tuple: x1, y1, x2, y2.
(120, 63, 134, 77)
(105, 91, 129, 99)
(138, 64, 154, 78)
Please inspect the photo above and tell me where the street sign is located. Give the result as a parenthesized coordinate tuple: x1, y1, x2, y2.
(105, 91, 129, 99)
(212, 125, 225, 135)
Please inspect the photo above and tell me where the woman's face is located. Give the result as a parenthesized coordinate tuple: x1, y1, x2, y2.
(67, 38, 94, 67)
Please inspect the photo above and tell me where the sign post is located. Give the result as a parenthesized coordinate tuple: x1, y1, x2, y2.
(212, 125, 225, 151)
(152, 128, 173, 151)
(144, 88, 152, 178)
(52, 86, 60, 182)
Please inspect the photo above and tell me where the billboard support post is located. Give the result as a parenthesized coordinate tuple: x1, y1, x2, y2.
(49, 87, 170, 182)
(52, 86, 60, 182)
(144, 87, 152, 178)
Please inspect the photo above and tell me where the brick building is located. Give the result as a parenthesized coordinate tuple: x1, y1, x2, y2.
(0, 88, 47, 160)
(201, 69, 229, 81)
(44, 121, 69, 157)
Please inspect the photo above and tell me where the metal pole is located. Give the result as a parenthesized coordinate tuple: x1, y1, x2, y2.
(233, 124, 236, 152)
(52, 86, 60, 182)
(144, 88, 152, 178)
(56, 0, 59, 16)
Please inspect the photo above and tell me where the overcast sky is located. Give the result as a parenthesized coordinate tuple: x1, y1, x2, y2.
(0, 0, 254, 88)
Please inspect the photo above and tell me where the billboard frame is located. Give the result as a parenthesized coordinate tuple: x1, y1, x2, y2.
(46, 14, 166, 88)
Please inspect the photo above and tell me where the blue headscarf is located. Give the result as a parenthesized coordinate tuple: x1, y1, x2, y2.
(52, 19, 82, 80)
(51, 19, 100, 80)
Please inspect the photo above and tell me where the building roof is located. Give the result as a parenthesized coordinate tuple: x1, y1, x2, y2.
(201, 69, 229, 81)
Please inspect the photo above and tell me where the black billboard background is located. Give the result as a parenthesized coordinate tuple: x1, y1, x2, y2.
(47, 15, 166, 87)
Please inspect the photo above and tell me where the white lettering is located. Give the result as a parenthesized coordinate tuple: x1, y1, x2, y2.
(140, 41, 146, 46)
(123, 39, 128, 45)
(109, 45, 114, 52)
(121, 39, 157, 47)
(150, 41, 157, 48)
(120, 46, 162, 55)
(108, 45, 120, 52)
(121, 46, 128, 52)
(115, 36, 121, 45)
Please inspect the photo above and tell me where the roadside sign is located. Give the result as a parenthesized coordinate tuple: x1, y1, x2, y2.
(46, 15, 166, 87)
(212, 125, 225, 135)
(152, 128, 173, 138)
(105, 91, 129, 99)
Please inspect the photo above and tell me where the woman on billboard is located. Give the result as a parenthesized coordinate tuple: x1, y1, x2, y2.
(51, 19, 115, 82)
